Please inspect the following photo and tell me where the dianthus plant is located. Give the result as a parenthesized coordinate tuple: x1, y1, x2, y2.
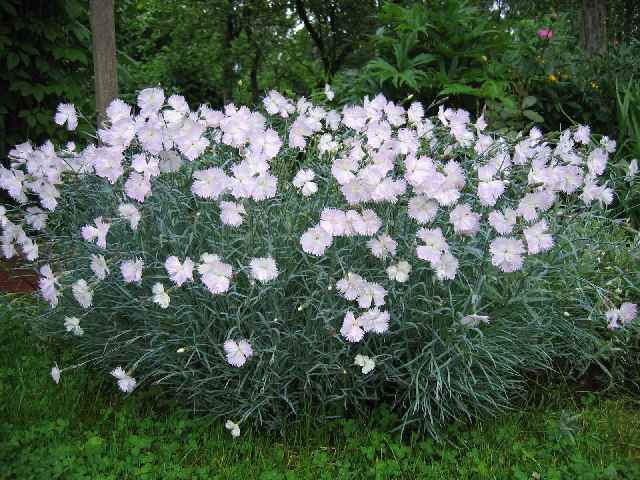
(1, 88, 637, 434)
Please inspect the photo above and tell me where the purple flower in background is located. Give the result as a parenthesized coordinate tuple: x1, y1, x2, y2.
(537, 28, 554, 40)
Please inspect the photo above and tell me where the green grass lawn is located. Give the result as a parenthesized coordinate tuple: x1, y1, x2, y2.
(1, 293, 640, 480)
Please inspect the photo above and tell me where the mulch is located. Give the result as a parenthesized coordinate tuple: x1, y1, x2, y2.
(0, 259, 37, 293)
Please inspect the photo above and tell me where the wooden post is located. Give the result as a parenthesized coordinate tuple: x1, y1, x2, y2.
(90, 0, 118, 126)
(582, 0, 608, 54)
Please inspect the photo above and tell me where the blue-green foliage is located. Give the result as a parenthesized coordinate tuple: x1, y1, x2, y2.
(25, 114, 639, 434)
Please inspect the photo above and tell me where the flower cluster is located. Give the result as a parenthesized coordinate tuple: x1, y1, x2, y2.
(1, 87, 637, 435)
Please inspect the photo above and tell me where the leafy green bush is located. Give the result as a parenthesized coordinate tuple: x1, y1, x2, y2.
(0, 0, 93, 160)
(1, 89, 638, 435)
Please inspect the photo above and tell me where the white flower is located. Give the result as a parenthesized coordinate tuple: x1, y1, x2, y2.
(121, 258, 144, 284)
(249, 257, 278, 283)
(219, 201, 246, 227)
(54, 103, 78, 130)
(627, 159, 638, 181)
(490, 237, 525, 273)
(24, 206, 47, 230)
(587, 148, 608, 176)
(357, 209, 382, 236)
(292, 169, 318, 197)
(118, 203, 141, 231)
(354, 354, 375, 374)
(574, 125, 591, 144)
(356, 282, 387, 309)
(620, 302, 637, 325)
(124, 172, 152, 203)
(225, 420, 241, 438)
(477, 180, 505, 207)
(198, 253, 233, 295)
(21, 238, 38, 261)
(137, 87, 165, 116)
(340, 311, 364, 343)
(337, 272, 366, 301)
(449, 204, 481, 236)
(416, 227, 448, 264)
(324, 83, 335, 101)
(72, 279, 93, 309)
(408, 196, 438, 224)
(488, 209, 517, 235)
(64, 316, 83, 336)
(359, 308, 390, 334)
(191, 167, 230, 200)
(224, 339, 253, 367)
(165, 256, 194, 287)
(367, 234, 397, 259)
(300, 225, 332, 256)
(320, 208, 348, 236)
(433, 252, 458, 280)
(606, 308, 621, 330)
(523, 220, 554, 254)
(39, 264, 59, 307)
(51, 364, 61, 384)
(111, 366, 137, 393)
(81, 217, 110, 249)
(461, 314, 490, 327)
(387, 261, 411, 282)
(152, 283, 170, 308)
(90, 254, 109, 280)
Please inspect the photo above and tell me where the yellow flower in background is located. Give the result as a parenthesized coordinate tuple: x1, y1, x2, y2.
(591, 81, 600, 90)
(547, 74, 558, 82)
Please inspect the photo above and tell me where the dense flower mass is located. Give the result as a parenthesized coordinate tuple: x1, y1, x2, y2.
(1, 89, 638, 434)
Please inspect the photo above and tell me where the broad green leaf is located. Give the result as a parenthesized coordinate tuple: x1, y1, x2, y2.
(522, 110, 544, 123)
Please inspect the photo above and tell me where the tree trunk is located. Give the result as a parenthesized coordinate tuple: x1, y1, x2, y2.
(90, 0, 118, 127)
(221, 8, 236, 105)
(582, 0, 608, 54)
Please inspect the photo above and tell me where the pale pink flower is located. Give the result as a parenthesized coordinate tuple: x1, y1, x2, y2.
(111, 366, 137, 393)
(450, 204, 481, 236)
(359, 308, 390, 334)
(191, 167, 230, 200)
(219, 201, 245, 227)
(165, 256, 194, 287)
(432, 252, 459, 280)
(320, 208, 348, 236)
(523, 220, 554, 254)
(64, 316, 83, 336)
(121, 258, 144, 284)
(72, 279, 93, 309)
(416, 227, 448, 264)
(408, 196, 438, 224)
(152, 282, 170, 308)
(490, 237, 525, 272)
(39, 264, 59, 307)
(488, 209, 517, 235)
(124, 172, 152, 203)
(367, 234, 397, 259)
(249, 257, 278, 283)
(387, 260, 412, 282)
(224, 339, 253, 367)
(337, 272, 366, 301)
(81, 217, 110, 249)
(300, 225, 332, 256)
(198, 253, 233, 295)
(118, 203, 141, 230)
(54, 103, 78, 131)
(340, 312, 364, 343)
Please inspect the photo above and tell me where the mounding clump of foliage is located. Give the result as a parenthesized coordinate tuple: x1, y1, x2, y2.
(1, 88, 638, 435)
